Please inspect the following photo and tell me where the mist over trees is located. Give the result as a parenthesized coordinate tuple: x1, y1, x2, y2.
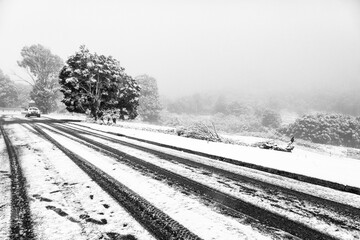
(161, 92, 283, 134)
(259, 90, 360, 116)
(163, 85, 360, 118)
(17, 44, 64, 113)
(0, 69, 18, 107)
(135, 74, 162, 122)
(14, 83, 32, 108)
(59, 46, 140, 120)
(166, 94, 214, 115)
(0, 69, 33, 108)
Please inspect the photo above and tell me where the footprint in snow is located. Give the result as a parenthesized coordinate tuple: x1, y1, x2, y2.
(105, 232, 138, 240)
(80, 214, 107, 225)
(46, 205, 68, 217)
(33, 194, 53, 202)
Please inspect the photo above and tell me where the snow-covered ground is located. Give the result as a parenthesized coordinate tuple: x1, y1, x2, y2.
(2, 112, 360, 239)
(13, 112, 360, 190)
(0, 113, 279, 239)
(4, 123, 155, 240)
(68, 121, 360, 190)
(40, 124, 273, 240)
(59, 123, 360, 239)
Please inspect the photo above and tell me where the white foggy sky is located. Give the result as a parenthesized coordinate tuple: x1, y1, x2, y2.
(0, 0, 359, 97)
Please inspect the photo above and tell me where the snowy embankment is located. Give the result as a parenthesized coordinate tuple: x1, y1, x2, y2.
(44, 114, 360, 191)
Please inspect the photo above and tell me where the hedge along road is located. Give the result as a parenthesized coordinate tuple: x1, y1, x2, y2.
(35, 122, 345, 240)
(0, 119, 35, 240)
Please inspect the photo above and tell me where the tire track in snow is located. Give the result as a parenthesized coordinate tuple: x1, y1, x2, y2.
(0, 122, 35, 240)
(31, 124, 203, 240)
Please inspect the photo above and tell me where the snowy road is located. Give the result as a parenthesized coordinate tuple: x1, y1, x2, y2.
(1, 114, 360, 240)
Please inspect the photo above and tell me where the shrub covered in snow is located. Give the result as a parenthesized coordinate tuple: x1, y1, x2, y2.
(135, 75, 162, 122)
(59, 46, 140, 120)
(279, 113, 360, 148)
(176, 122, 222, 142)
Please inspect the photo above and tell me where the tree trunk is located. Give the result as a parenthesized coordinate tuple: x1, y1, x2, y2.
(91, 99, 100, 120)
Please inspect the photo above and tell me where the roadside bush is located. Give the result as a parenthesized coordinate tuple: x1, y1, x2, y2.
(279, 113, 360, 148)
(176, 122, 222, 142)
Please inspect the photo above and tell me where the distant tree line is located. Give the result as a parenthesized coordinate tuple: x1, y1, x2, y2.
(162, 94, 282, 132)
(262, 91, 360, 116)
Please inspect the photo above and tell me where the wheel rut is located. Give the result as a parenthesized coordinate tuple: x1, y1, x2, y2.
(0, 122, 35, 239)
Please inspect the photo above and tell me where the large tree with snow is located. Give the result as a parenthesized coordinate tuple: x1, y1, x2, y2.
(0, 69, 18, 107)
(17, 44, 64, 113)
(135, 74, 162, 122)
(59, 46, 140, 120)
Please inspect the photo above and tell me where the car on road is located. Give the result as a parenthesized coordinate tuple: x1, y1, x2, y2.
(25, 107, 41, 117)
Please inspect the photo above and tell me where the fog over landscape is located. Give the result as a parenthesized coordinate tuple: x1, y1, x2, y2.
(2, 2, 360, 239)
(1, 0, 359, 100)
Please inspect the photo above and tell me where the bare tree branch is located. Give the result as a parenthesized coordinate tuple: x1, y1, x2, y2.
(25, 67, 37, 84)
(11, 71, 35, 87)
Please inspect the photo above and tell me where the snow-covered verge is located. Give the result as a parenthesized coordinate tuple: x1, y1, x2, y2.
(68, 121, 360, 191)
(40, 112, 360, 190)
(64, 124, 359, 239)
(44, 112, 360, 158)
(64, 123, 360, 208)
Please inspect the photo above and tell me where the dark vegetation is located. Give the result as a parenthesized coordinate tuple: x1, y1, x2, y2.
(59, 46, 140, 120)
